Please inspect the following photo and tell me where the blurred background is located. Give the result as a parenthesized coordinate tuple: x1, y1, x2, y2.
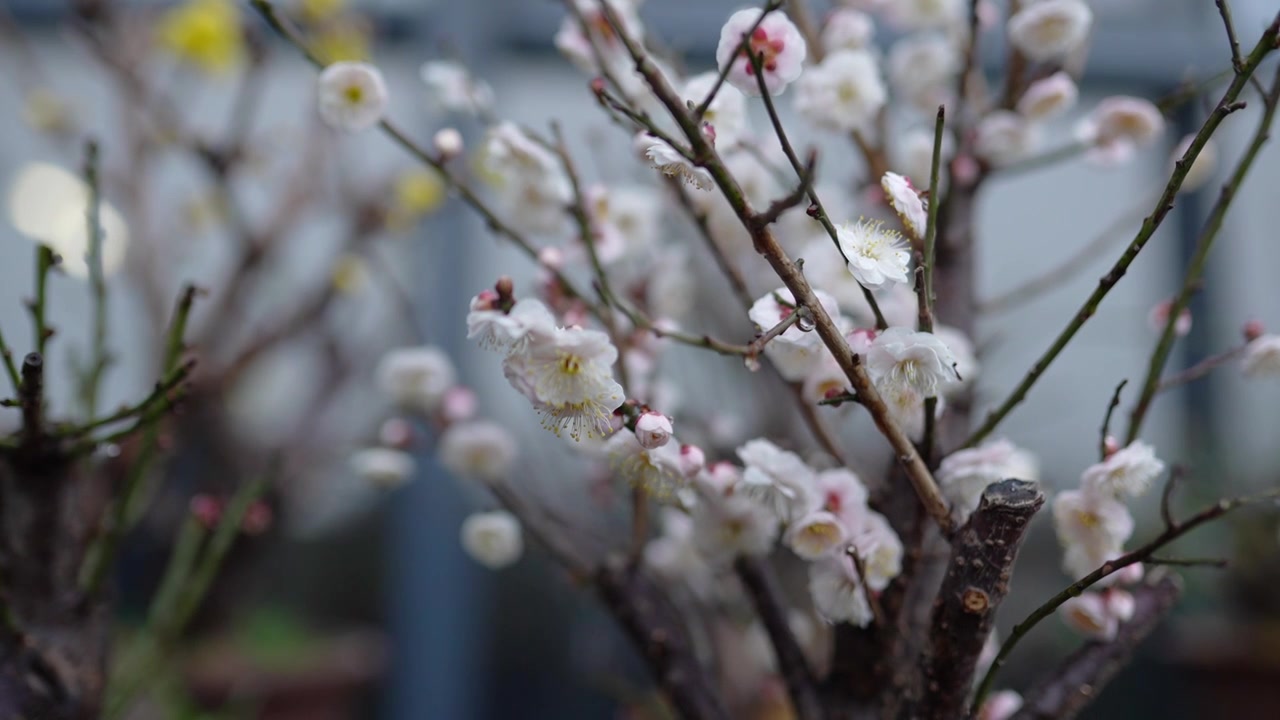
(2, 0, 1280, 718)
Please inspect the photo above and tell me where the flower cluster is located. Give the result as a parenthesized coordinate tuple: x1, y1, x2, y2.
(1052, 441, 1166, 639)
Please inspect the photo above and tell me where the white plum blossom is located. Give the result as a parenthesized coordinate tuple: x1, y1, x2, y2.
(679, 444, 707, 478)
(1078, 97, 1165, 165)
(809, 554, 874, 626)
(975, 110, 1040, 166)
(645, 510, 717, 598)
(1053, 488, 1134, 580)
(880, 382, 939, 441)
(978, 691, 1024, 720)
(1007, 0, 1093, 62)
(849, 510, 903, 591)
(748, 288, 843, 381)
(736, 438, 818, 523)
(635, 411, 674, 449)
(1243, 334, 1280, 379)
(785, 511, 849, 559)
(376, 345, 457, 412)
(420, 60, 494, 116)
(1016, 71, 1079, 121)
(866, 327, 961, 398)
(801, 353, 849, 404)
(503, 326, 626, 440)
(715, 8, 807, 96)
(887, 34, 958, 112)
(934, 324, 979, 392)
(317, 62, 388, 132)
(813, 468, 871, 527)
(481, 123, 574, 234)
(637, 133, 714, 190)
(887, 0, 964, 30)
(467, 295, 557, 352)
(607, 431, 689, 500)
(554, 0, 649, 100)
(795, 50, 887, 132)
(693, 492, 780, 563)
(350, 447, 416, 488)
(1081, 441, 1165, 498)
(822, 9, 875, 52)
(836, 218, 911, 289)
(439, 421, 518, 483)
(682, 72, 749, 146)
(460, 511, 524, 569)
(937, 439, 1040, 521)
(433, 128, 464, 159)
(1059, 590, 1135, 641)
(881, 172, 928, 240)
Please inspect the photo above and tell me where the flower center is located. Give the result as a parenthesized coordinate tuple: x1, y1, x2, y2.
(558, 353, 583, 376)
(742, 28, 785, 75)
(343, 84, 365, 105)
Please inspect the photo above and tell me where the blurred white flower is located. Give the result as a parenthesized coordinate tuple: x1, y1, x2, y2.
(975, 110, 1040, 166)
(8, 162, 130, 278)
(433, 127, 464, 160)
(785, 510, 848, 559)
(887, 34, 958, 112)
(1078, 97, 1164, 165)
(481, 123, 574, 235)
(937, 439, 1039, 521)
(317, 61, 388, 132)
(376, 346, 457, 412)
(749, 287, 843, 381)
(836, 218, 911, 290)
(822, 9, 875, 52)
(880, 381, 937, 441)
(881, 171, 928, 240)
(895, 126, 954, 188)
(440, 421, 519, 483)
(888, 0, 964, 30)
(977, 690, 1024, 720)
(637, 133, 714, 190)
(715, 8, 807, 96)
(420, 60, 494, 116)
(608, 431, 689, 500)
(1007, 0, 1092, 62)
(1081, 441, 1165, 498)
(1242, 334, 1280, 379)
(848, 510, 902, 591)
(1059, 591, 1123, 641)
(809, 554, 873, 626)
(350, 447, 416, 488)
(693, 492, 779, 563)
(467, 295, 557, 353)
(682, 72, 749, 146)
(1016, 71, 1079, 121)
(934, 325, 979, 392)
(1053, 488, 1133, 580)
(736, 438, 818, 523)
(460, 511, 524, 569)
(795, 50, 887, 132)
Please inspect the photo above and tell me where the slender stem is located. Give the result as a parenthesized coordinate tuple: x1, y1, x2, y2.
(1098, 379, 1127, 460)
(81, 139, 111, 422)
(922, 106, 946, 331)
(962, 18, 1280, 449)
(30, 245, 56, 358)
(1155, 342, 1248, 393)
(971, 485, 1280, 711)
(0, 325, 20, 398)
(1126, 66, 1280, 443)
(747, 49, 888, 329)
(1216, 0, 1244, 69)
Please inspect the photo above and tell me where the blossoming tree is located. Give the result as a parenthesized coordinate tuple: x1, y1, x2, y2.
(4, 0, 1280, 718)
(299, 1, 1280, 716)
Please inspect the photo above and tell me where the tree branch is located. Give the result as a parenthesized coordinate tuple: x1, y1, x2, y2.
(917, 479, 1044, 720)
(735, 556, 823, 720)
(1010, 574, 1182, 720)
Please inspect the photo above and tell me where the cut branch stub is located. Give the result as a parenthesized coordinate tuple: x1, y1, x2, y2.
(916, 479, 1045, 720)
(1011, 574, 1182, 720)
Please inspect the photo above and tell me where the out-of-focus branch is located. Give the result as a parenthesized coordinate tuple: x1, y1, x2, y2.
(963, 14, 1280, 449)
(1156, 342, 1248, 393)
(735, 556, 823, 720)
(80, 139, 112, 422)
(1010, 574, 1182, 720)
(916, 479, 1044, 720)
(1126, 64, 1280, 442)
(1097, 378, 1127, 460)
(972, 484, 1280, 711)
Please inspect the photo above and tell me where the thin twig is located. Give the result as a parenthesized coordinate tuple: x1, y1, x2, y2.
(81, 138, 111, 422)
(1160, 466, 1185, 529)
(1098, 379, 1127, 460)
(962, 17, 1280, 449)
(1216, 0, 1244, 70)
(1156, 342, 1248, 393)
(1147, 556, 1229, 568)
(735, 556, 823, 720)
(1126, 64, 1280, 443)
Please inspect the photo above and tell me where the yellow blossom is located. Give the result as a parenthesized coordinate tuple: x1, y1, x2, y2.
(156, 0, 245, 74)
(385, 169, 446, 230)
(310, 22, 371, 64)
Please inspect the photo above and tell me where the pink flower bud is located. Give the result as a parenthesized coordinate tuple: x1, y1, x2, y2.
(242, 501, 274, 535)
(1244, 319, 1266, 342)
(679, 444, 706, 478)
(1113, 562, 1144, 585)
(433, 127, 464, 161)
(538, 246, 564, 270)
(441, 386, 478, 424)
(1102, 435, 1120, 458)
(977, 691, 1023, 720)
(190, 495, 223, 529)
(1104, 588, 1135, 622)
(379, 417, 415, 449)
(634, 411, 673, 450)
(1148, 299, 1191, 337)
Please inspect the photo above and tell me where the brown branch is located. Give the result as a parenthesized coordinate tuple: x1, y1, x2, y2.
(735, 557, 823, 720)
(1097, 378, 1128, 460)
(916, 479, 1045, 720)
(1010, 574, 1182, 720)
